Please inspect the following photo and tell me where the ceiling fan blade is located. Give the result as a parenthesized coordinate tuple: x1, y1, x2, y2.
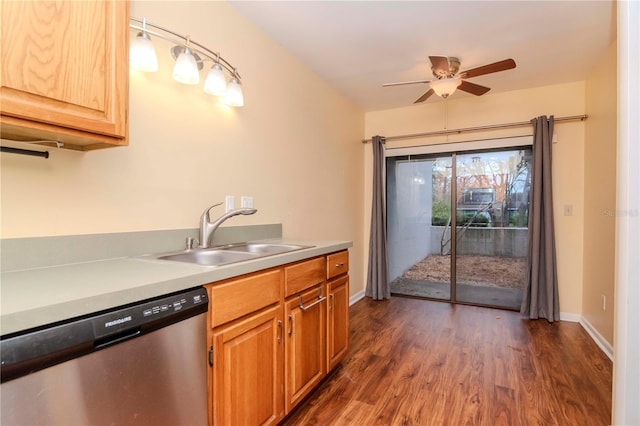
(429, 56, 450, 75)
(414, 89, 435, 103)
(458, 80, 491, 96)
(382, 79, 431, 87)
(461, 59, 516, 79)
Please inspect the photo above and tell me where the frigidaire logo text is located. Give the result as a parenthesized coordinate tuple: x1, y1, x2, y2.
(104, 316, 132, 328)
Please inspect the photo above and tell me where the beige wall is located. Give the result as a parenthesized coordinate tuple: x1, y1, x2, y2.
(364, 82, 586, 316)
(0, 2, 365, 295)
(583, 41, 617, 345)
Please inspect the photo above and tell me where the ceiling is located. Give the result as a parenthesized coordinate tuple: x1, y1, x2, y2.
(230, 1, 616, 112)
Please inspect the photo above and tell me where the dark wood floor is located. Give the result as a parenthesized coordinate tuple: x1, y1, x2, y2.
(282, 296, 612, 426)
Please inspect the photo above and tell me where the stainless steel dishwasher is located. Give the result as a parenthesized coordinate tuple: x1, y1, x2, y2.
(0, 286, 209, 426)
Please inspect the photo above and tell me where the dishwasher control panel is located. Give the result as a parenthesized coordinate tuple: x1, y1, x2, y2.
(93, 287, 208, 339)
(141, 291, 205, 317)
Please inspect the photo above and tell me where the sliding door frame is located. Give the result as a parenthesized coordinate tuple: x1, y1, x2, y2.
(386, 136, 533, 309)
(451, 152, 458, 303)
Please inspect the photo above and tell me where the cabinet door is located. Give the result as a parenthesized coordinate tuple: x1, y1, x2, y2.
(327, 275, 349, 370)
(212, 306, 284, 426)
(285, 286, 326, 413)
(0, 0, 129, 149)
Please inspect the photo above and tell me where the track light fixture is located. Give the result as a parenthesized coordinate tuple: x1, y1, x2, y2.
(130, 19, 158, 72)
(204, 54, 228, 96)
(172, 43, 200, 85)
(129, 17, 244, 107)
(224, 70, 244, 107)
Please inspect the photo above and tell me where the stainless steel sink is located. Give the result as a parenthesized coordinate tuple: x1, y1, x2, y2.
(156, 249, 258, 267)
(219, 243, 310, 255)
(143, 242, 312, 267)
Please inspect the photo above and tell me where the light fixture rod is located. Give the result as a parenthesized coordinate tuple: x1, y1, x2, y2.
(129, 17, 241, 79)
(0, 146, 49, 158)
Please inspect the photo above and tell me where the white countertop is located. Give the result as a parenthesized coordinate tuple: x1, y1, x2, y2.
(0, 239, 351, 336)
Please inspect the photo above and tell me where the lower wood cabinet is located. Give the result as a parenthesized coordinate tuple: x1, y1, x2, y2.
(327, 275, 349, 371)
(210, 305, 284, 426)
(284, 285, 326, 413)
(206, 250, 349, 426)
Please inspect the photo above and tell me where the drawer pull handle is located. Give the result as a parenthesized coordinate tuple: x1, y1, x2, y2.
(288, 315, 293, 336)
(277, 320, 283, 343)
(335, 263, 345, 268)
(299, 296, 327, 311)
(329, 294, 334, 311)
(299, 287, 326, 311)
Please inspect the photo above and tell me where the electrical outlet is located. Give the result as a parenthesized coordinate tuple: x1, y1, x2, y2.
(225, 196, 235, 212)
(241, 196, 254, 208)
(602, 294, 606, 311)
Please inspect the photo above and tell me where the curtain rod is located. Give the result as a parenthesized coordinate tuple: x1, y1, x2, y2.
(361, 114, 588, 144)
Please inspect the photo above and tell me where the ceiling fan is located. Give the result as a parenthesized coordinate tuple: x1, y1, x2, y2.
(383, 56, 516, 103)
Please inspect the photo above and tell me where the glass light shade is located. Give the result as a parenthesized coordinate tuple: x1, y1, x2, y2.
(224, 77, 244, 107)
(130, 32, 158, 72)
(172, 47, 200, 85)
(430, 77, 462, 98)
(203, 63, 227, 96)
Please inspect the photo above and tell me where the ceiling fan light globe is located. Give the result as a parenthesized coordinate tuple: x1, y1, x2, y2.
(430, 77, 462, 98)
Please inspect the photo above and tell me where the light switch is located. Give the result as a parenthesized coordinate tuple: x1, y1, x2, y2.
(225, 196, 235, 212)
(241, 196, 254, 208)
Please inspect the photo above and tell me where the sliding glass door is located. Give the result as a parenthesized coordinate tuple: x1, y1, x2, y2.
(453, 149, 531, 308)
(388, 146, 531, 310)
(387, 155, 452, 301)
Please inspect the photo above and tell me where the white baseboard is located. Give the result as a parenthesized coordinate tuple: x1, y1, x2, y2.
(558, 312, 613, 361)
(349, 290, 365, 306)
(560, 312, 581, 322)
(579, 317, 614, 361)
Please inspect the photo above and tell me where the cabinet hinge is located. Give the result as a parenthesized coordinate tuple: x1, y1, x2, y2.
(208, 345, 214, 366)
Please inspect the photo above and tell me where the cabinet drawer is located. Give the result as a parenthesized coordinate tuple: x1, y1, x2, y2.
(326, 251, 349, 279)
(285, 257, 325, 297)
(209, 269, 282, 328)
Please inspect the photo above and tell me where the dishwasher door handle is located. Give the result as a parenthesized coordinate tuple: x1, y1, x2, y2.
(94, 329, 141, 350)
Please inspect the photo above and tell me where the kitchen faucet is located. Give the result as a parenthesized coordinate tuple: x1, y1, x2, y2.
(198, 202, 257, 249)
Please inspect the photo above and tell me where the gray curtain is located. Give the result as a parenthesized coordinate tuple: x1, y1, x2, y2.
(366, 135, 390, 300)
(521, 116, 560, 322)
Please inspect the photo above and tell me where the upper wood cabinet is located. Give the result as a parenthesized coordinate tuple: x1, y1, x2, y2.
(0, 0, 129, 151)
